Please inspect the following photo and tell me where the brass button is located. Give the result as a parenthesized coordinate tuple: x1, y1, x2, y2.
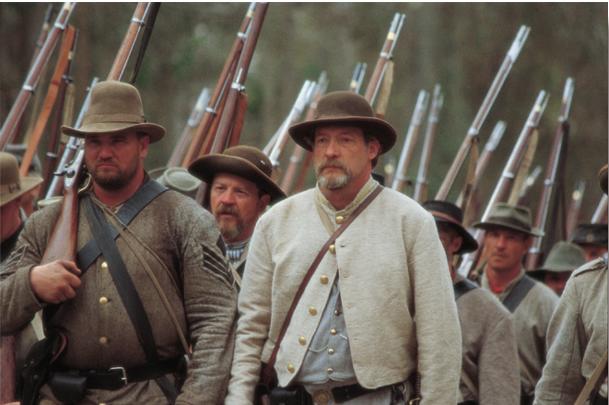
(335, 215, 345, 224)
(99, 296, 109, 305)
(99, 336, 108, 345)
(101, 261, 108, 270)
(334, 309, 341, 316)
(308, 306, 318, 316)
(313, 391, 330, 405)
(298, 336, 307, 345)
(327, 367, 334, 374)
(287, 363, 295, 373)
(99, 403, 107, 405)
(328, 244, 336, 254)
(320, 275, 329, 285)
(330, 328, 337, 335)
(328, 348, 335, 354)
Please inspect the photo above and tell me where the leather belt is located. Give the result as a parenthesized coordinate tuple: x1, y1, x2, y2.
(311, 382, 389, 404)
(53, 356, 184, 390)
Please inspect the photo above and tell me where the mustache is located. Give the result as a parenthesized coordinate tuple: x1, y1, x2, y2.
(215, 204, 240, 216)
(316, 159, 348, 173)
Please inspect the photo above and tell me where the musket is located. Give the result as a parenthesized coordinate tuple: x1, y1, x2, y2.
(391, 90, 430, 192)
(266, 80, 316, 171)
(0, 2, 77, 150)
(280, 73, 329, 194)
(458, 90, 550, 278)
(525, 78, 574, 269)
(591, 194, 608, 224)
(364, 13, 406, 106)
(435, 25, 530, 201)
(181, 2, 255, 167)
(565, 180, 586, 239)
(457, 121, 506, 224)
(45, 2, 153, 198)
(167, 87, 210, 167)
(30, 4, 57, 66)
(20, 26, 78, 177)
(349, 62, 367, 94)
(516, 165, 543, 205)
(413, 84, 444, 202)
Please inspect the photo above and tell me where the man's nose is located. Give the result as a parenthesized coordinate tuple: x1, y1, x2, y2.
(98, 143, 114, 159)
(324, 138, 340, 158)
(219, 190, 236, 204)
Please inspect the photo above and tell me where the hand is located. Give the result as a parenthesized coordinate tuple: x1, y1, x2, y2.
(29, 260, 82, 304)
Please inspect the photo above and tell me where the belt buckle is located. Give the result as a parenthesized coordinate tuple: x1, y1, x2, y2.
(109, 366, 128, 386)
(312, 389, 331, 405)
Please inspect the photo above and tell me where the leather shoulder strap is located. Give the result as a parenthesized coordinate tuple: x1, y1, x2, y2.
(261, 184, 383, 382)
(453, 278, 478, 301)
(77, 180, 167, 272)
(502, 274, 536, 313)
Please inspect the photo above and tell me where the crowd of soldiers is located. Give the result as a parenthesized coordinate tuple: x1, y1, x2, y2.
(0, 80, 607, 405)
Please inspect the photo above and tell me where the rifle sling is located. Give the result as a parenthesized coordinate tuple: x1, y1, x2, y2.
(453, 278, 478, 301)
(261, 184, 384, 383)
(502, 274, 535, 313)
(77, 179, 167, 272)
(83, 196, 177, 401)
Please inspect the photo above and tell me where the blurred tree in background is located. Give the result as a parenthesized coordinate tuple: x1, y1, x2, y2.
(1, 2, 606, 219)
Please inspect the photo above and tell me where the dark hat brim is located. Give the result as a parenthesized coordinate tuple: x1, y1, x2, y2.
(61, 122, 166, 143)
(188, 154, 286, 203)
(431, 216, 479, 254)
(288, 116, 397, 154)
(472, 220, 544, 237)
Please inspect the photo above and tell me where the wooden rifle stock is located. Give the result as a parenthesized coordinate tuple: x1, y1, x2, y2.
(181, 2, 255, 167)
(435, 25, 530, 201)
(228, 92, 249, 148)
(391, 90, 429, 192)
(280, 72, 329, 194)
(0, 2, 77, 150)
(20, 25, 77, 177)
(167, 88, 210, 167)
(565, 180, 586, 239)
(364, 13, 405, 106)
(458, 90, 549, 278)
(413, 85, 443, 202)
(526, 78, 574, 269)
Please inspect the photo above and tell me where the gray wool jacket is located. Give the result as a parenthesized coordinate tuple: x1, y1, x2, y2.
(0, 185, 238, 404)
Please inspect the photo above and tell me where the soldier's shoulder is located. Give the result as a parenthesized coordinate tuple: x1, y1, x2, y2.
(572, 257, 607, 278)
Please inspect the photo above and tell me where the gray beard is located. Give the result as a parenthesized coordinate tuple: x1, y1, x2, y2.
(318, 172, 350, 189)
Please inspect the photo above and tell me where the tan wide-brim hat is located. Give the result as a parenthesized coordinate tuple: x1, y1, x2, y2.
(0, 152, 43, 207)
(529, 241, 586, 275)
(188, 145, 286, 203)
(288, 91, 397, 154)
(473, 202, 543, 237)
(62, 80, 165, 143)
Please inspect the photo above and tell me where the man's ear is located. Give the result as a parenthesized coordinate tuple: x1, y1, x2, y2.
(257, 193, 271, 214)
(138, 134, 151, 159)
(451, 235, 464, 256)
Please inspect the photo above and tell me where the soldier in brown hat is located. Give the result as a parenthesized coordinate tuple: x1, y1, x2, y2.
(424, 200, 520, 405)
(570, 223, 608, 262)
(0, 80, 237, 404)
(227, 91, 461, 404)
(189, 145, 285, 287)
(535, 164, 608, 405)
(473, 203, 558, 404)
(528, 241, 586, 296)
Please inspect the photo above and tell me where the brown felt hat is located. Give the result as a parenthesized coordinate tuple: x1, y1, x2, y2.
(0, 152, 43, 207)
(288, 91, 397, 154)
(473, 202, 543, 237)
(62, 80, 165, 143)
(530, 241, 586, 275)
(423, 200, 479, 254)
(188, 145, 286, 203)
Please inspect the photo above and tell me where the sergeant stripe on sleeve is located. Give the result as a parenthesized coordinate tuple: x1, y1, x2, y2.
(201, 244, 234, 285)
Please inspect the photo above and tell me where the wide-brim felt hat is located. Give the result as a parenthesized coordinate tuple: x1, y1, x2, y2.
(423, 200, 479, 254)
(62, 80, 165, 143)
(288, 91, 397, 154)
(188, 145, 286, 203)
(473, 202, 543, 237)
(0, 152, 43, 207)
(529, 241, 586, 276)
(571, 223, 608, 246)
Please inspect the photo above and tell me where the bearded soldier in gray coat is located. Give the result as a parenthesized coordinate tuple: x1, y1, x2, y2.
(226, 91, 461, 404)
(534, 164, 609, 405)
(424, 200, 520, 405)
(473, 203, 559, 404)
(0, 81, 237, 404)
